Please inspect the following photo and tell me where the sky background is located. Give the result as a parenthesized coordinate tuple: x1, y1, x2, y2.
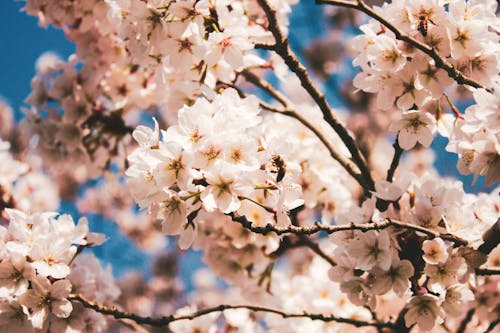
(0, 1, 495, 283)
(0, 2, 74, 120)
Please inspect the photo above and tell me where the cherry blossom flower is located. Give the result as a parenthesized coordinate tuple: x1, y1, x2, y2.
(0, 253, 34, 298)
(157, 190, 188, 235)
(18, 276, 72, 329)
(424, 255, 467, 289)
(422, 238, 449, 264)
(348, 230, 392, 271)
(442, 284, 474, 317)
(389, 110, 437, 150)
(0, 300, 33, 333)
(373, 179, 410, 202)
(370, 256, 414, 296)
(404, 294, 444, 331)
(201, 164, 252, 214)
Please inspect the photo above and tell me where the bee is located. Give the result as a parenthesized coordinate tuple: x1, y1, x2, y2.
(270, 155, 286, 182)
(416, 9, 436, 37)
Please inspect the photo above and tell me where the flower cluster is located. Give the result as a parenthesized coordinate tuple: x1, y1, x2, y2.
(125, 89, 301, 282)
(0, 209, 119, 332)
(446, 84, 500, 185)
(352, 0, 500, 183)
(353, 0, 499, 110)
(23, 0, 298, 181)
(325, 169, 500, 331)
(167, 257, 377, 333)
(0, 139, 59, 214)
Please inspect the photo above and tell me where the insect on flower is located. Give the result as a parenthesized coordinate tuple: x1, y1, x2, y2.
(270, 155, 286, 182)
(416, 9, 436, 37)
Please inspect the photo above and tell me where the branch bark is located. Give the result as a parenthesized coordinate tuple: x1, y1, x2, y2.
(478, 218, 500, 255)
(475, 267, 500, 276)
(456, 309, 475, 333)
(228, 212, 469, 247)
(386, 139, 403, 183)
(484, 318, 500, 333)
(69, 293, 394, 329)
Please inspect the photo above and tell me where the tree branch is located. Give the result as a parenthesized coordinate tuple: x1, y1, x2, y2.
(475, 267, 500, 276)
(241, 70, 289, 107)
(478, 218, 500, 255)
(484, 318, 500, 333)
(256, 0, 374, 193)
(376, 139, 404, 212)
(69, 293, 394, 329)
(456, 309, 475, 333)
(228, 212, 469, 247)
(316, 0, 490, 91)
(254, 42, 276, 50)
(299, 235, 337, 266)
(386, 139, 403, 183)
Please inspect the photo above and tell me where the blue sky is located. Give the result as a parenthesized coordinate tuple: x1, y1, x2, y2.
(0, 2, 74, 119)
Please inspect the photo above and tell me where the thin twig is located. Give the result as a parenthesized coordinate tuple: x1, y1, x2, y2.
(241, 70, 289, 107)
(256, 0, 374, 193)
(478, 218, 500, 255)
(386, 139, 403, 182)
(227, 212, 469, 247)
(299, 235, 337, 266)
(254, 42, 275, 50)
(444, 93, 464, 119)
(484, 318, 500, 333)
(456, 309, 475, 333)
(69, 294, 394, 329)
(475, 267, 500, 276)
(316, 0, 490, 91)
(376, 138, 404, 212)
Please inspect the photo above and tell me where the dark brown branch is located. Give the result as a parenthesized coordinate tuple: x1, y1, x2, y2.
(241, 70, 289, 107)
(256, 0, 374, 193)
(69, 293, 394, 329)
(299, 235, 337, 266)
(228, 213, 469, 247)
(392, 308, 412, 333)
(376, 139, 404, 212)
(456, 309, 475, 333)
(475, 267, 500, 276)
(386, 139, 403, 183)
(316, 0, 490, 91)
(254, 42, 275, 50)
(269, 235, 307, 258)
(478, 218, 500, 255)
(484, 318, 500, 333)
